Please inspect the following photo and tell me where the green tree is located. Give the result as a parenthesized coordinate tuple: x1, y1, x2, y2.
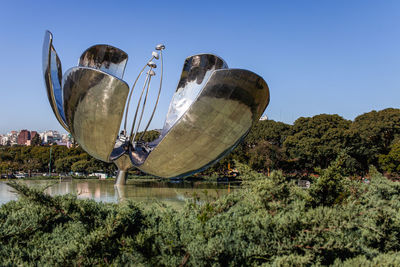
(308, 153, 350, 207)
(21, 158, 41, 177)
(31, 134, 41, 146)
(55, 154, 87, 173)
(351, 108, 400, 155)
(245, 119, 291, 146)
(248, 140, 284, 175)
(283, 114, 351, 172)
(378, 141, 400, 175)
(71, 160, 90, 173)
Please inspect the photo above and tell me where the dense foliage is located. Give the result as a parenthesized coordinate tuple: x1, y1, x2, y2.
(1, 163, 400, 266)
(226, 108, 400, 177)
(2, 109, 400, 177)
(0, 145, 115, 176)
(0, 130, 161, 176)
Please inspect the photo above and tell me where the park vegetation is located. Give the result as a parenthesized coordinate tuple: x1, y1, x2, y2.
(2, 108, 400, 265)
(0, 130, 161, 177)
(1, 160, 400, 265)
(205, 108, 400, 179)
(2, 108, 400, 179)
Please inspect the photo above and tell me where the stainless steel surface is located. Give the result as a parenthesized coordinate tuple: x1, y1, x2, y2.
(140, 49, 164, 140)
(137, 68, 269, 178)
(123, 63, 147, 134)
(131, 74, 153, 142)
(63, 67, 129, 162)
(129, 74, 151, 140)
(147, 61, 157, 68)
(152, 51, 159, 59)
(79, 45, 128, 79)
(161, 54, 228, 137)
(114, 154, 133, 185)
(123, 53, 159, 134)
(42, 31, 70, 132)
(42, 31, 270, 183)
(156, 44, 165, 50)
(128, 144, 150, 166)
(110, 137, 129, 161)
(114, 154, 133, 171)
(115, 170, 128, 186)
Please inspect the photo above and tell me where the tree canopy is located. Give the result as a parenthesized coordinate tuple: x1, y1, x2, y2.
(2, 109, 400, 177)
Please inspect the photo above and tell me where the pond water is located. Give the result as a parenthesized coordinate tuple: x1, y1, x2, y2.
(0, 179, 239, 209)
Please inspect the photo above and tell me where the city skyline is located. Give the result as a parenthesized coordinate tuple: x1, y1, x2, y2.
(0, 0, 399, 133)
(0, 129, 72, 146)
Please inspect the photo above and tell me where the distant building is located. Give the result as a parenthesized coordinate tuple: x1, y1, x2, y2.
(1, 136, 10, 146)
(1, 129, 70, 146)
(17, 130, 31, 145)
(16, 130, 39, 146)
(31, 131, 38, 139)
(41, 130, 62, 144)
(1, 135, 9, 146)
(0, 135, 4, 146)
(8, 131, 18, 145)
(259, 115, 268, 121)
(55, 141, 69, 147)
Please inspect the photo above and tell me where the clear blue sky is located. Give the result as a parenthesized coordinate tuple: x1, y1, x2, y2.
(0, 0, 399, 134)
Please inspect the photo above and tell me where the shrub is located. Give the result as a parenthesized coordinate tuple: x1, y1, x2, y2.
(1, 168, 400, 266)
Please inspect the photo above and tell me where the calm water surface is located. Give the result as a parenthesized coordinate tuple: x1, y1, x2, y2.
(0, 179, 238, 209)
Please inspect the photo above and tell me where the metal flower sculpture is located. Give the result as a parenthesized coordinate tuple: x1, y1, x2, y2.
(42, 31, 270, 185)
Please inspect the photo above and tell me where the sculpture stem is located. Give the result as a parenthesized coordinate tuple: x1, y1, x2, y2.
(123, 56, 154, 135)
(113, 155, 133, 186)
(115, 169, 128, 186)
(140, 50, 163, 141)
(132, 73, 153, 142)
(129, 73, 150, 140)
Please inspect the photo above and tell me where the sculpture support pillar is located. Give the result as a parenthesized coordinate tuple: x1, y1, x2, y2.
(113, 154, 133, 186)
(115, 169, 128, 185)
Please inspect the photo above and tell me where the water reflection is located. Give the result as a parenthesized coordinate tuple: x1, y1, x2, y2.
(0, 179, 237, 208)
(0, 182, 18, 204)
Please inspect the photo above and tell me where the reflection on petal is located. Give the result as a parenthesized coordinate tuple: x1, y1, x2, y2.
(138, 68, 269, 178)
(42, 31, 270, 181)
(62, 67, 129, 162)
(42, 31, 69, 131)
(79, 45, 128, 79)
(161, 54, 228, 136)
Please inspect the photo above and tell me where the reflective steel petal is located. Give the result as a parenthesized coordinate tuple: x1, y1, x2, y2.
(137, 68, 270, 178)
(79, 45, 128, 79)
(62, 67, 129, 162)
(161, 54, 228, 136)
(127, 54, 229, 167)
(42, 31, 270, 184)
(42, 31, 69, 131)
(110, 138, 129, 161)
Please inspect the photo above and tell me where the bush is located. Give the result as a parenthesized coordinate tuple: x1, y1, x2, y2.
(1, 168, 400, 266)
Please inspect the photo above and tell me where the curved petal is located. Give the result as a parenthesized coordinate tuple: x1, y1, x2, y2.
(109, 138, 128, 161)
(127, 54, 229, 167)
(42, 31, 69, 131)
(160, 54, 228, 136)
(137, 69, 270, 178)
(62, 67, 129, 162)
(79, 45, 128, 79)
